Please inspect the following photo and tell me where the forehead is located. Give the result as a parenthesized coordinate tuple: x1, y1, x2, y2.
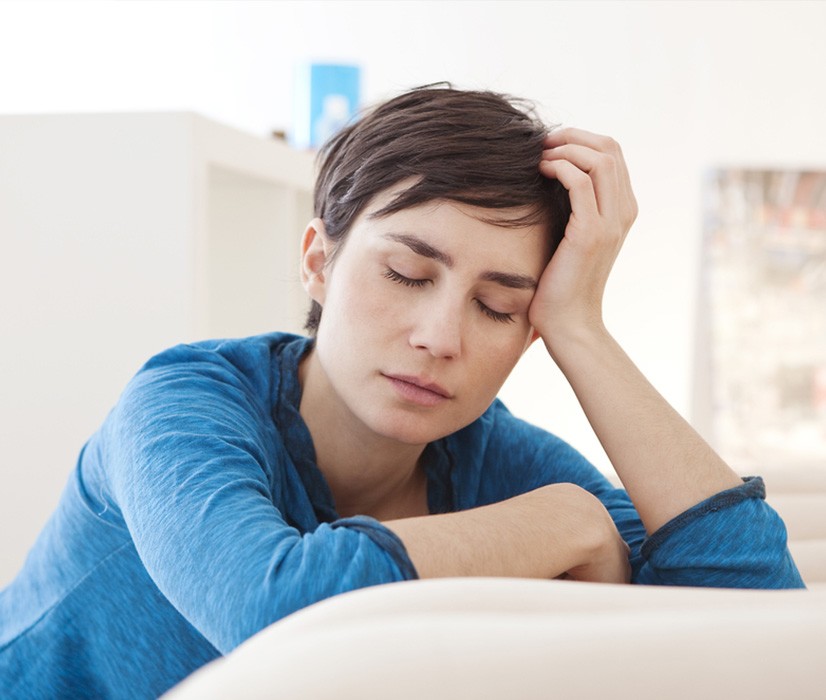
(346, 187, 551, 276)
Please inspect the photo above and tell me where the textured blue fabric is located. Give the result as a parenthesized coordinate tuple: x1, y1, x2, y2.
(0, 332, 805, 698)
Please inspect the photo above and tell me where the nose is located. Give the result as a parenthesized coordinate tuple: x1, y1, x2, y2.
(408, 293, 463, 359)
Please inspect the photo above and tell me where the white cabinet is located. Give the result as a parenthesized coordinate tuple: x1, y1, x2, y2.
(0, 113, 315, 585)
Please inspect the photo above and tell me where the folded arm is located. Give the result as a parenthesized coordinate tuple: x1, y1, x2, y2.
(106, 346, 416, 653)
(384, 483, 630, 583)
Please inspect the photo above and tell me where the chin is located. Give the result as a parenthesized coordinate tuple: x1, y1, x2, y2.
(366, 411, 459, 447)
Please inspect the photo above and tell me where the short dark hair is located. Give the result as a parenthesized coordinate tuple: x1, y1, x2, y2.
(305, 83, 571, 334)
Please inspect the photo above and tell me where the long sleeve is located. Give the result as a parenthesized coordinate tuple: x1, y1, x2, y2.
(633, 476, 804, 588)
(102, 340, 417, 654)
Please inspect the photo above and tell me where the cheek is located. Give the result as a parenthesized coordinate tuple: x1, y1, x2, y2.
(324, 266, 404, 337)
(469, 329, 530, 386)
(490, 343, 524, 376)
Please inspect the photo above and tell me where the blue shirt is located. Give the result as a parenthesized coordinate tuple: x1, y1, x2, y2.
(0, 333, 804, 698)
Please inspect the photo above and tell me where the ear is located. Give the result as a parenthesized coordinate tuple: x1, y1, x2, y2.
(300, 218, 331, 305)
(522, 327, 542, 354)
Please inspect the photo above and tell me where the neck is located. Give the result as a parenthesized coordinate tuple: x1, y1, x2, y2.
(298, 348, 428, 520)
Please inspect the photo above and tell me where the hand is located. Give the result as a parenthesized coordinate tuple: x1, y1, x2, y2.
(561, 488, 632, 584)
(522, 483, 631, 584)
(529, 129, 638, 343)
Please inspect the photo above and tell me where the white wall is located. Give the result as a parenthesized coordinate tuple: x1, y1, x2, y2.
(1, 1, 825, 584)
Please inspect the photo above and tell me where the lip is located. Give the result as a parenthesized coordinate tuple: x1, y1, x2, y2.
(383, 373, 453, 407)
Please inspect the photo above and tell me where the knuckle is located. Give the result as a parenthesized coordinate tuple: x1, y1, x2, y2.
(597, 134, 618, 151)
(569, 167, 593, 187)
(597, 152, 617, 171)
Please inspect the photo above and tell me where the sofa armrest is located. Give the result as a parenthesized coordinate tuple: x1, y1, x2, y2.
(165, 578, 826, 700)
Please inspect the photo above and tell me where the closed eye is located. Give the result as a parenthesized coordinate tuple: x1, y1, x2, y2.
(385, 267, 515, 323)
(384, 267, 430, 288)
(475, 300, 514, 324)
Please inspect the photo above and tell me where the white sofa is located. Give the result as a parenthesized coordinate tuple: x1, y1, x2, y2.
(165, 467, 826, 699)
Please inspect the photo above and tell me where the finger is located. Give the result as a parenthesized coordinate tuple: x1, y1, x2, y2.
(542, 143, 619, 220)
(610, 146, 638, 224)
(544, 127, 619, 153)
(545, 129, 630, 201)
(539, 158, 600, 223)
(545, 131, 637, 227)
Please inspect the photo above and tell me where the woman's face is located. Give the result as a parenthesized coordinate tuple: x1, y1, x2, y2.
(303, 185, 551, 447)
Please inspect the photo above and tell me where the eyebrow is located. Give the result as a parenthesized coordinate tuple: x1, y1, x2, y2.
(480, 270, 538, 290)
(383, 232, 538, 290)
(384, 233, 454, 268)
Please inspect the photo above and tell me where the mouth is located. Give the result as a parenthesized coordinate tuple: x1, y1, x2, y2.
(382, 373, 452, 406)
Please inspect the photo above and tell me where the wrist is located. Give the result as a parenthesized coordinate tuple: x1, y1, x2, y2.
(540, 319, 611, 364)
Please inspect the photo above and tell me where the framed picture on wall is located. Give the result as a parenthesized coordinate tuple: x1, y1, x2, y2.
(694, 168, 826, 471)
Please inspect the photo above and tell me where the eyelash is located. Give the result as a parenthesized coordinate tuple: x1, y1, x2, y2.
(476, 302, 515, 324)
(383, 268, 515, 324)
(383, 268, 429, 288)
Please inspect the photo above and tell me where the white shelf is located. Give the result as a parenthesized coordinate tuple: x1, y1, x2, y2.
(0, 112, 315, 586)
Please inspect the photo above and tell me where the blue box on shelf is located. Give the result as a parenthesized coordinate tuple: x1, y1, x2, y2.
(292, 63, 361, 150)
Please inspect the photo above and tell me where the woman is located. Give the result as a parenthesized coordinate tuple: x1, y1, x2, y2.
(0, 85, 804, 699)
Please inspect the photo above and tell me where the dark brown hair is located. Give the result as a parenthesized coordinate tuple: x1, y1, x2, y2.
(306, 83, 571, 334)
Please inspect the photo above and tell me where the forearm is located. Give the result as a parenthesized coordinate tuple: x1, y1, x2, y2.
(384, 484, 629, 582)
(545, 324, 742, 535)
